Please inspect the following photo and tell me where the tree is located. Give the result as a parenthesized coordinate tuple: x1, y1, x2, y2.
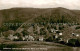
(14, 33, 21, 37)
(22, 30, 29, 36)
(4, 19, 23, 31)
(67, 39, 78, 47)
(76, 38, 80, 47)
(0, 26, 8, 32)
(40, 28, 46, 35)
(75, 26, 80, 29)
(46, 36, 54, 42)
(59, 26, 64, 30)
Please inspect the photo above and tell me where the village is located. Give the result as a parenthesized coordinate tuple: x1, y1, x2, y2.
(0, 23, 80, 46)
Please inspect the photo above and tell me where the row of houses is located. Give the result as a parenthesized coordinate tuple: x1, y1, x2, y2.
(54, 32, 80, 43)
(51, 29, 80, 43)
(7, 34, 44, 41)
(0, 25, 80, 43)
(0, 31, 80, 43)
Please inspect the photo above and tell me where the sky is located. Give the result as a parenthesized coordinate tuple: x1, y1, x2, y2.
(0, 0, 80, 10)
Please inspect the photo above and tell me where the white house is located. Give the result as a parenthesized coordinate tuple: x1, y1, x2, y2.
(25, 35, 34, 41)
(22, 37, 25, 41)
(66, 39, 69, 43)
(59, 33, 63, 36)
(76, 34, 79, 37)
(39, 36, 44, 41)
(8, 34, 14, 40)
(13, 36, 18, 39)
(63, 39, 69, 43)
(55, 35, 58, 39)
(51, 29, 56, 33)
(28, 35, 34, 41)
(8, 34, 19, 40)
(51, 29, 54, 33)
(72, 33, 75, 36)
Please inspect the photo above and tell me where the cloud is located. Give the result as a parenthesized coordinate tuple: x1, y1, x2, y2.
(0, 0, 80, 10)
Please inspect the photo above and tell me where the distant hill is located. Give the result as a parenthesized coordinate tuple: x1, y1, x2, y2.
(34, 7, 80, 24)
(0, 8, 46, 25)
(0, 7, 80, 31)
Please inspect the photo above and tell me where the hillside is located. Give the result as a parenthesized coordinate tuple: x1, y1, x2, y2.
(0, 7, 80, 31)
(34, 7, 80, 24)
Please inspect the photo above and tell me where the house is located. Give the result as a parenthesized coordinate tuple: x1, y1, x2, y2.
(14, 36, 18, 39)
(8, 34, 19, 40)
(76, 34, 79, 37)
(50, 28, 56, 33)
(8, 34, 14, 40)
(66, 39, 69, 43)
(24, 35, 34, 41)
(22, 37, 25, 41)
(53, 35, 58, 39)
(63, 39, 69, 43)
(59, 33, 63, 36)
(25, 36, 28, 41)
(72, 33, 75, 36)
(72, 33, 79, 37)
(50, 29, 61, 34)
(28, 35, 34, 41)
(55, 35, 58, 39)
(39, 36, 44, 41)
(59, 38, 63, 41)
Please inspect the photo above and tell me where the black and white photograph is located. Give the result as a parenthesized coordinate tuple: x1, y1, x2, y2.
(0, 0, 80, 51)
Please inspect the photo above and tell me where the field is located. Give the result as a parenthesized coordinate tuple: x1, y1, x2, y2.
(0, 41, 80, 51)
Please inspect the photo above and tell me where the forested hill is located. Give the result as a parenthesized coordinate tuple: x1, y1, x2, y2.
(0, 7, 80, 31)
